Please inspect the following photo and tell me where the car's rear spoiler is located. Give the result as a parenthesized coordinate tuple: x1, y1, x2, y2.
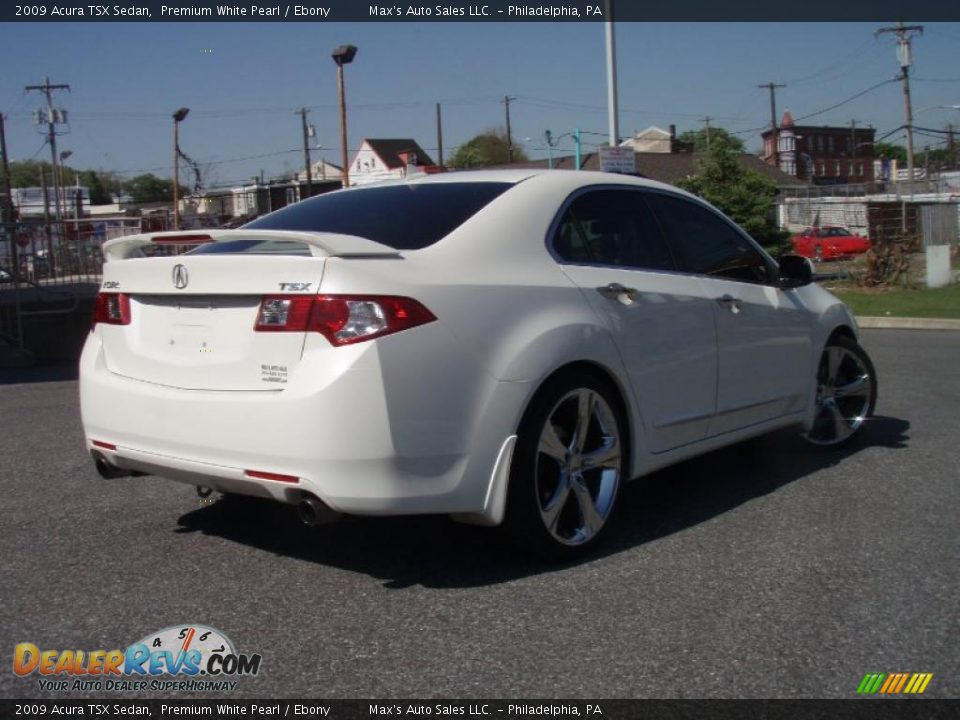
(102, 230, 402, 262)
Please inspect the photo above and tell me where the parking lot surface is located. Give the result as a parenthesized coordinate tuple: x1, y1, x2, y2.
(0, 329, 957, 698)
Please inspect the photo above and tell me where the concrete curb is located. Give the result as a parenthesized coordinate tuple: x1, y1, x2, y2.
(858, 316, 960, 331)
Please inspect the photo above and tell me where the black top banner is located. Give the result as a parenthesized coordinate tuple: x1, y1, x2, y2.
(2, 0, 958, 22)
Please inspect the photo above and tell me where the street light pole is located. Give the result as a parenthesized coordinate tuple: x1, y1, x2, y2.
(604, 0, 619, 147)
(332, 44, 357, 188)
(172, 108, 189, 230)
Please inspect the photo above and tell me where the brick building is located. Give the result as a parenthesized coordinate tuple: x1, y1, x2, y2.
(762, 111, 876, 185)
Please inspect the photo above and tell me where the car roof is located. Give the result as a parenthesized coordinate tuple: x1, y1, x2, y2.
(377, 167, 687, 193)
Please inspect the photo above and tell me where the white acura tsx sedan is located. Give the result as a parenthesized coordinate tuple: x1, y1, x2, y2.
(80, 170, 876, 558)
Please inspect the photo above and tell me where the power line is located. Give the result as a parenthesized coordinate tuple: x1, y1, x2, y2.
(793, 78, 898, 122)
(514, 95, 743, 121)
(782, 37, 880, 86)
(112, 148, 302, 176)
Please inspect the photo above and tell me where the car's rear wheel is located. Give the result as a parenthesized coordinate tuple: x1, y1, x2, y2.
(505, 372, 627, 559)
(804, 336, 877, 447)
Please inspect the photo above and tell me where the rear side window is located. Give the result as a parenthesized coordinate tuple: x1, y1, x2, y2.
(645, 193, 772, 285)
(245, 182, 512, 250)
(553, 189, 676, 272)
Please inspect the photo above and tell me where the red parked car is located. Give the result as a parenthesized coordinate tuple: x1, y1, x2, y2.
(791, 226, 872, 261)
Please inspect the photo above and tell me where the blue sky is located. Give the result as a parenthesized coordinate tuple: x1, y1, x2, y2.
(2, 21, 959, 189)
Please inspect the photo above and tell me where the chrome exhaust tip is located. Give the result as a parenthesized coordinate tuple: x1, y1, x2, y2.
(92, 452, 131, 479)
(91, 452, 147, 479)
(297, 495, 341, 526)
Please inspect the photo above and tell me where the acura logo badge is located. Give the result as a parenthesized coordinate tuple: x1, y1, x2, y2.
(172, 264, 189, 290)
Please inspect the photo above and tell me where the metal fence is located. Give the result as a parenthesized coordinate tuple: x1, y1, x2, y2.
(1, 215, 150, 353)
(778, 177, 960, 251)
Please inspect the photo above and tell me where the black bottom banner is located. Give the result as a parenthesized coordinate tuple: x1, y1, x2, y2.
(3, 699, 959, 720)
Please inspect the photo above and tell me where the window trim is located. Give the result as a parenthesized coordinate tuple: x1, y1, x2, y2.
(545, 185, 779, 287)
(544, 184, 683, 275)
(635, 188, 780, 287)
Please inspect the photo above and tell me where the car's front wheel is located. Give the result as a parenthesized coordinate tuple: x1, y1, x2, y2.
(505, 372, 627, 559)
(804, 335, 877, 447)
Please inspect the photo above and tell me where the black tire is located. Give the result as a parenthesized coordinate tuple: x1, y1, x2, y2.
(504, 371, 628, 560)
(804, 335, 877, 447)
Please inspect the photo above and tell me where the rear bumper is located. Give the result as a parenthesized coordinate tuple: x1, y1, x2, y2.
(80, 329, 529, 519)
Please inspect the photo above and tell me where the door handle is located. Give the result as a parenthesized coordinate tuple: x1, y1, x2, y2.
(597, 283, 638, 300)
(716, 294, 742, 314)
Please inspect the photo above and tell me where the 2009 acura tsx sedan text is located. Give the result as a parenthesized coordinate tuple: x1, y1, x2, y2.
(80, 170, 877, 558)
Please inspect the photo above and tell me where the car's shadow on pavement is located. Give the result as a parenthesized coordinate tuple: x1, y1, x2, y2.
(175, 415, 910, 589)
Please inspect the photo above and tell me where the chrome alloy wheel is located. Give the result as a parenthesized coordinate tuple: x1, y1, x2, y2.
(534, 388, 622, 546)
(806, 340, 875, 446)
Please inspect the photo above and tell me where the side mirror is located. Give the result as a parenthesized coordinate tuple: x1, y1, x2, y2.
(778, 254, 814, 289)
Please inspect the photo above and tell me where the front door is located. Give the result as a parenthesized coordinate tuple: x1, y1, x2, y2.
(551, 188, 718, 453)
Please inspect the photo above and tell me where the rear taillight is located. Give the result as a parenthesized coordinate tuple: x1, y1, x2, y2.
(92, 293, 131, 328)
(253, 296, 314, 332)
(254, 295, 435, 346)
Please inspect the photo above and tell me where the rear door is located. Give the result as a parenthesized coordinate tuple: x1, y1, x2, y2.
(645, 192, 812, 436)
(552, 188, 718, 453)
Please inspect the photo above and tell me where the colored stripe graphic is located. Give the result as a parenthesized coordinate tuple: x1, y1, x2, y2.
(894, 673, 910, 693)
(905, 673, 934, 694)
(857, 673, 933, 694)
(879, 674, 897, 693)
(858, 673, 885, 694)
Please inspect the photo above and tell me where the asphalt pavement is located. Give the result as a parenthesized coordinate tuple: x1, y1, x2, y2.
(0, 329, 957, 699)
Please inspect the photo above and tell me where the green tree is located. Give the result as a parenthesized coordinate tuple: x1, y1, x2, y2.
(917, 146, 953, 172)
(125, 173, 186, 203)
(7, 161, 126, 205)
(676, 135, 788, 253)
(7, 160, 58, 188)
(874, 142, 907, 164)
(677, 127, 745, 153)
(449, 129, 529, 168)
(76, 170, 110, 205)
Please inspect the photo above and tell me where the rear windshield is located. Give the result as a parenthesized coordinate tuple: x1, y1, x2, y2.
(188, 239, 311, 256)
(244, 182, 513, 250)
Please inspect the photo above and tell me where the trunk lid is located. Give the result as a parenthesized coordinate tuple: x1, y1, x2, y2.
(95, 230, 398, 391)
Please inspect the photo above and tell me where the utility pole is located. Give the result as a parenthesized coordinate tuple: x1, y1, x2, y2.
(876, 21, 923, 185)
(502, 96, 515, 164)
(0, 113, 18, 282)
(436, 103, 444, 170)
(758, 81, 786, 167)
(297, 108, 312, 199)
(948, 124, 956, 170)
(26, 77, 70, 244)
(0, 114, 15, 226)
(39, 166, 54, 276)
(700, 116, 713, 150)
(850, 119, 858, 180)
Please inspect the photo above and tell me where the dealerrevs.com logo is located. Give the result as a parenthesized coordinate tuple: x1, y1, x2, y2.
(13, 624, 262, 693)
